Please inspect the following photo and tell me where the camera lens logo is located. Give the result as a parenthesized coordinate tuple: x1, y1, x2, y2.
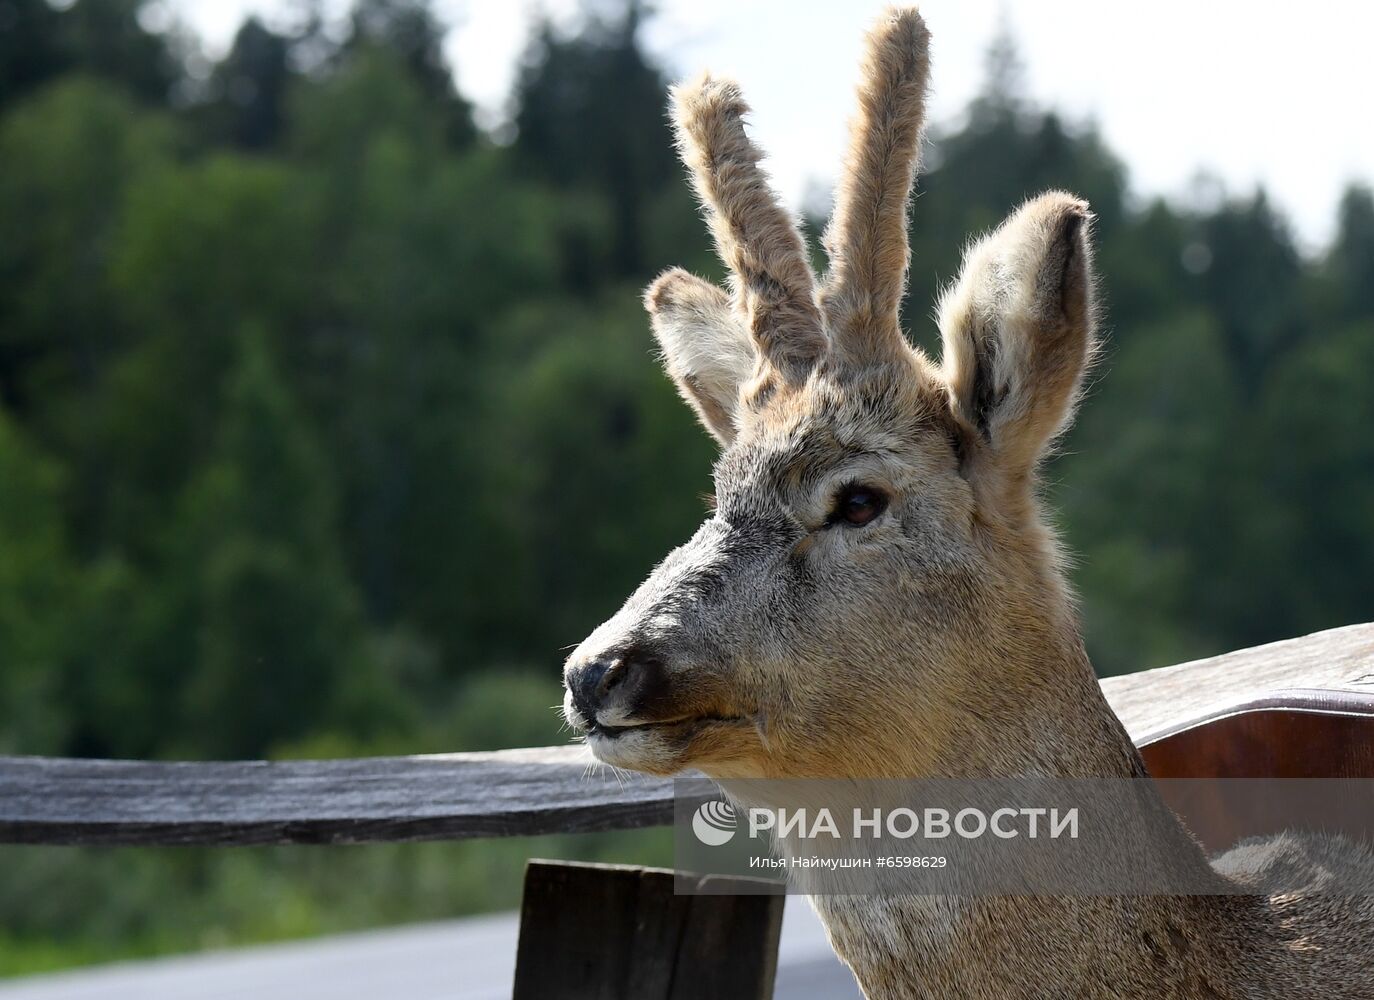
(692, 800, 738, 846)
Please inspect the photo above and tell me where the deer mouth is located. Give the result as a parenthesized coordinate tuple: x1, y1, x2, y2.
(588, 713, 748, 741)
(579, 706, 759, 775)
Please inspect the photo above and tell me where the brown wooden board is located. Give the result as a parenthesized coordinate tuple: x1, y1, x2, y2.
(511, 861, 783, 1000)
(1140, 692, 1374, 852)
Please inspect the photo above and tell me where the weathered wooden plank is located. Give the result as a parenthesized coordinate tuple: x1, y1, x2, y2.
(1104, 621, 1374, 742)
(511, 861, 783, 1000)
(0, 746, 711, 846)
(0, 622, 1370, 847)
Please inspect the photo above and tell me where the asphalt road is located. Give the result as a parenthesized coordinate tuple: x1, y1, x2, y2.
(0, 897, 861, 1000)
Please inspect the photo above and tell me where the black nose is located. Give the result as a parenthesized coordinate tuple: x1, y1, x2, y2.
(569, 646, 659, 729)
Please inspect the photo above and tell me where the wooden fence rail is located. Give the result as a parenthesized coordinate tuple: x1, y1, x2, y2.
(2, 623, 1371, 847)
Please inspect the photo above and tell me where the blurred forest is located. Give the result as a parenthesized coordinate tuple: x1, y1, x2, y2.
(1, 0, 1372, 975)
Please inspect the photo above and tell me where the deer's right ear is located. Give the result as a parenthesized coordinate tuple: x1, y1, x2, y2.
(646, 268, 756, 447)
(939, 192, 1095, 497)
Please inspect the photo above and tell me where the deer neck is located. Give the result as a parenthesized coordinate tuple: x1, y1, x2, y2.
(944, 632, 1147, 780)
(781, 636, 1245, 1000)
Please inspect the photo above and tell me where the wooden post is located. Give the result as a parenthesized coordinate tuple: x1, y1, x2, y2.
(512, 860, 784, 1000)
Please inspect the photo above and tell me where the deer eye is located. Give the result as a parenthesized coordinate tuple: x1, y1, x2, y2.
(828, 483, 888, 528)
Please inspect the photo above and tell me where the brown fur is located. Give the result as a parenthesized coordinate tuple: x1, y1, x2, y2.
(564, 7, 1374, 997)
(822, 9, 932, 363)
(670, 74, 825, 379)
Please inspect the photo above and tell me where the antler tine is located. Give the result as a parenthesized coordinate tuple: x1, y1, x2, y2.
(671, 74, 827, 379)
(821, 7, 932, 360)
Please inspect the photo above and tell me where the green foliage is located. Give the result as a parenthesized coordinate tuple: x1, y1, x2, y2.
(346, 0, 476, 147)
(172, 330, 386, 758)
(469, 294, 716, 657)
(0, 0, 177, 109)
(0, 0, 63, 109)
(199, 18, 293, 150)
(513, 4, 682, 279)
(0, 0, 1370, 976)
(1329, 185, 1374, 317)
(0, 828, 673, 977)
(0, 78, 174, 419)
(1254, 321, 1374, 635)
(450, 668, 568, 752)
(0, 413, 74, 754)
(1058, 310, 1240, 673)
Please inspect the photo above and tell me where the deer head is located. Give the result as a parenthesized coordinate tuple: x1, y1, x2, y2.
(563, 7, 1099, 780)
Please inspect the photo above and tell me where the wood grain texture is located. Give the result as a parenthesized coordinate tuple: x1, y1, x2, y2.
(1141, 703, 1374, 853)
(1103, 621, 1374, 743)
(1, 623, 1370, 847)
(512, 861, 783, 1000)
(0, 747, 712, 846)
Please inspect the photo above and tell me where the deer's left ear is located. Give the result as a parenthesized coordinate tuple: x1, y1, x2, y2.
(939, 192, 1096, 493)
(645, 268, 757, 447)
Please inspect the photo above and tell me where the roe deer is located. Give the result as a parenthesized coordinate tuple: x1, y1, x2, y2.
(562, 7, 1374, 997)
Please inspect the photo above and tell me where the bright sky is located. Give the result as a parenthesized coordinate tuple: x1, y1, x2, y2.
(178, 0, 1374, 251)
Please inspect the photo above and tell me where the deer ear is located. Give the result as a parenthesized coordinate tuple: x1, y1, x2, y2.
(645, 268, 756, 446)
(939, 192, 1095, 492)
